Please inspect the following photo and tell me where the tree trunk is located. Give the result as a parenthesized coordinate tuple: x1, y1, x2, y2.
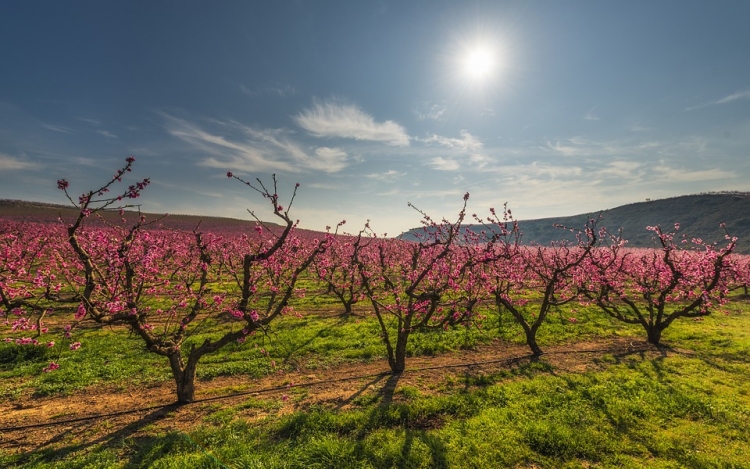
(525, 328, 543, 356)
(646, 325, 663, 346)
(390, 330, 409, 373)
(169, 353, 198, 404)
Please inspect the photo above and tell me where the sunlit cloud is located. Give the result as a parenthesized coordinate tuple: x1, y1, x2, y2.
(597, 160, 644, 179)
(367, 169, 407, 183)
(294, 99, 410, 146)
(310, 147, 348, 173)
(160, 112, 349, 174)
(0, 153, 37, 170)
(161, 113, 296, 173)
(414, 101, 447, 121)
(652, 166, 735, 182)
(418, 130, 483, 152)
(546, 137, 665, 158)
(429, 156, 460, 171)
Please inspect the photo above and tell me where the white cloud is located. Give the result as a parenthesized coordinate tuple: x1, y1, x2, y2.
(367, 169, 406, 183)
(0, 153, 37, 170)
(307, 182, 343, 190)
(161, 113, 296, 173)
(628, 125, 652, 132)
(77, 117, 101, 126)
(429, 156, 460, 171)
(419, 130, 483, 152)
(546, 137, 664, 158)
(41, 123, 74, 134)
(415, 102, 447, 121)
(468, 153, 493, 168)
(310, 147, 348, 173)
(240, 83, 297, 98)
(652, 166, 735, 182)
(294, 100, 410, 146)
(160, 112, 349, 174)
(584, 107, 600, 121)
(597, 160, 643, 179)
(716, 90, 750, 104)
(685, 89, 750, 111)
(97, 130, 117, 138)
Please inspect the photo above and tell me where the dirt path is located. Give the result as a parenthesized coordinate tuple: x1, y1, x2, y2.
(0, 337, 661, 454)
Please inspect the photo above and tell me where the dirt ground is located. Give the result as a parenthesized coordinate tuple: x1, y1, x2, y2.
(0, 337, 663, 455)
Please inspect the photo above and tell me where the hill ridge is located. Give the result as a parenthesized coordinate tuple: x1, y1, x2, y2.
(2, 193, 749, 253)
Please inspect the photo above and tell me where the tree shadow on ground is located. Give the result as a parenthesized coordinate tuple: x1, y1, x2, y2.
(7, 404, 192, 468)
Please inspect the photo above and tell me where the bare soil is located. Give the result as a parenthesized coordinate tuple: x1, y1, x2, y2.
(0, 336, 663, 455)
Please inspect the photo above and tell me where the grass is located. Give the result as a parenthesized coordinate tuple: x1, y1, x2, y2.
(2, 298, 749, 468)
(7, 346, 749, 468)
(0, 299, 639, 399)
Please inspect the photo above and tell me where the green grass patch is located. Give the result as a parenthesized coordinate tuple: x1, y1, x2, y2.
(8, 347, 750, 468)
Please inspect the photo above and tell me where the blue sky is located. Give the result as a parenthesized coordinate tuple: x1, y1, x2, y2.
(1, 1, 749, 235)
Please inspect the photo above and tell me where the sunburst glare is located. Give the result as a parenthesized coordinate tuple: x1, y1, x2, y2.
(464, 46, 496, 80)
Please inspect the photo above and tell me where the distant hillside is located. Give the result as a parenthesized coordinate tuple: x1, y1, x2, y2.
(3, 194, 749, 254)
(405, 193, 750, 254)
(0, 199, 285, 232)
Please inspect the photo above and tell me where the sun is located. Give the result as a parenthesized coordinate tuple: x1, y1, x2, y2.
(441, 31, 510, 95)
(464, 46, 495, 80)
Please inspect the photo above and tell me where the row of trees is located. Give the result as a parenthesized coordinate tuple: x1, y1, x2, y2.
(0, 159, 742, 402)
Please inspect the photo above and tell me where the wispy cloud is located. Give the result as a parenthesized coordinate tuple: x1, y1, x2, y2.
(294, 99, 410, 146)
(97, 130, 118, 138)
(429, 156, 460, 171)
(628, 124, 652, 132)
(307, 182, 343, 190)
(418, 130, 483, 152)
(685, 89, 750, 111)
(584, 106, 600, 121)
(240, 82, 298, 98)
(160, 112, 349, 174)
(716, 90, 750, 104)
(546, 137, 663, 158)
(41, 123, 74, 134)
(481, 108, 496, 118)
(414, 101, 447, 121)
(77, 117, 101, 126)
(0, 153, 37, 170)
(652, 166, 735, 182)
(367, 169, 407, 183)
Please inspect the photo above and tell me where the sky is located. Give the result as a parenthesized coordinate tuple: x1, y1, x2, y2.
(1, 1, 749, 236)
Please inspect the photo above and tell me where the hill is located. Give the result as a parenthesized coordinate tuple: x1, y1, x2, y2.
(3, 193, 749, 253)
(405, 192, 750, 254)
(0, 199, 285, 232)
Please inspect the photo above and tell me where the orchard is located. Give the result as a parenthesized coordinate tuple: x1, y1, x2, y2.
(1, 158, 740, 404)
